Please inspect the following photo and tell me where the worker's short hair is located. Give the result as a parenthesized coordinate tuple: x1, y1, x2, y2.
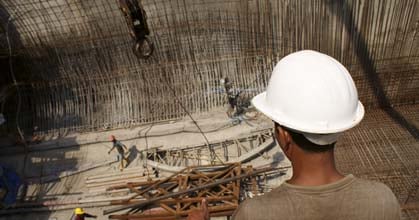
(274, 122, 335, 153)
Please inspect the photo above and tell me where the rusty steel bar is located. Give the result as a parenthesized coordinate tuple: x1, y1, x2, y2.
(103, 167, 274, 215)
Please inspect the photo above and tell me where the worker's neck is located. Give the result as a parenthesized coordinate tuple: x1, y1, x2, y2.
(287, 148, 344, 186)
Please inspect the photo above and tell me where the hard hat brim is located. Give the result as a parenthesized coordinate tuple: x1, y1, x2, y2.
(251, 91, 365, 134)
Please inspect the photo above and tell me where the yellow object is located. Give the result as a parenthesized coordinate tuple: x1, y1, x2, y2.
(74, 208, 84, 215)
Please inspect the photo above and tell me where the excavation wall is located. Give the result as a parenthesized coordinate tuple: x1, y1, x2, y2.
(0, 0, 417, 134)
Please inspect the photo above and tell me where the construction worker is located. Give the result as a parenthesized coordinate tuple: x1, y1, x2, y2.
(188, 50, 400, 220)
(221, 77, 237, 117)
(233, 50, 401, 219)
(108, 135, 129, 171)
(72, 208, 97, 220)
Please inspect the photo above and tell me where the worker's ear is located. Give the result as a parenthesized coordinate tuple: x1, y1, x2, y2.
(276, 125, 293, 157)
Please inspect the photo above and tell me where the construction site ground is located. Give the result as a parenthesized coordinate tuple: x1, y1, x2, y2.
(0, 104, 418, 219)
(0, 107, 291, 220)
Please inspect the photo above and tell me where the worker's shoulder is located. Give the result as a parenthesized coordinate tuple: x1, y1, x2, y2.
(352, 177, 396, 197)
(245, 184, 291, 206)
(248, 178, 399, 207)
(247, 190, 284, 204)
(350, 177, 401, 218)
(351, 177, 400, 210)
(233, 185, 292, 219)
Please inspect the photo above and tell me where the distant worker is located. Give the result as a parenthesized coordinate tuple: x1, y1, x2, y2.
(72, 208, 97, 220)
(188, 50, 400, 220)
(31, 126, 43, 144)
(221, 77, 241, 118)
(108, 135, 129, 171)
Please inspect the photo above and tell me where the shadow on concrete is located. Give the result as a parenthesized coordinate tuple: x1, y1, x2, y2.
(0, 3, 30, 137)
(0, 136, 81, 220)
(126, 145, 140, 167)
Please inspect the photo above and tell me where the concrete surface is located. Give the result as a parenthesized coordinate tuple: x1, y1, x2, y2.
(0, 109, 289, 220)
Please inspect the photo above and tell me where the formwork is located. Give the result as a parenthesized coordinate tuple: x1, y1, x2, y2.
(0, 0, 418, 218)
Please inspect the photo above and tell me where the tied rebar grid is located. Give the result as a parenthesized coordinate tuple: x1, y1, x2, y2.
(0, 0, 418, 134)
(336, 105, 419, 218)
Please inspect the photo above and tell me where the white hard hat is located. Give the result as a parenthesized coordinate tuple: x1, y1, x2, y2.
(252, 50, 364, 145)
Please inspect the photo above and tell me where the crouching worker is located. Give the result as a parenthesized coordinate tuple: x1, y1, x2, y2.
(188, 50, 401, 220)
(73, 208, 97, 220)
(108, 135, 129, 171)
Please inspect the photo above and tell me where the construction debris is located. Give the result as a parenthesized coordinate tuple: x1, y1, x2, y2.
(144, 129, 275, 172)
(102, 163, 286, 219)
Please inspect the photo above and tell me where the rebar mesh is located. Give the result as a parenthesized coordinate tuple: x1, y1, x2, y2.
(336, 104, 419, 218)
(0, 0, 418, 133)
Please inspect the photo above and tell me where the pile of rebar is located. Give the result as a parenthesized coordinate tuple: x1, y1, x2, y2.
(101, 163, 279, 220)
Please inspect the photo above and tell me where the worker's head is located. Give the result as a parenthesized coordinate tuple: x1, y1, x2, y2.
(74, 208, 84, 215)
(252, 50, 364, 158)
(273, 122, 336, 160)
(110, 135, 116, 142)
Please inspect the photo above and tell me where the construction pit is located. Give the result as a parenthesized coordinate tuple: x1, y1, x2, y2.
(0, 0, 418, 220)
(0, 110, 293, 220)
